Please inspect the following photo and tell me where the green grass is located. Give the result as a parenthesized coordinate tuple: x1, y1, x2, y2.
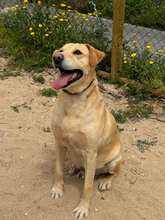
(33, 75, 45, 84)
(10, 103, 31, 113)
(0, 69, 22, 80)
(40, 88, 58, 97)
(111, 110, 127, 123)
(136, 139, 157, 152)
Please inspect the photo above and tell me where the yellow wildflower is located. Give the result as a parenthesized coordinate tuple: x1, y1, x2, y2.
(54, 16, 58, 18)
(52, 4, 55, 6)
(88, 13, 92, 16)
(131, 53, 136, 57)
(22, 5, 26, 8)
(67, 6, 71, 8)
(59, 19, 64, 21)
(38, 24, 42, 27)
(149, 49, 152, 52)
(68, 9, 72, 12)
(149, 61, 153, 64)
(68, 25, 72, 28)
(15, 5, 19, 7)
(124, 54, 127, 56)
(123, 57, 127, 60)
(124, 61, 127, 63)
(61, 13, 65, 15)
(45, 34, 49, 37)
(149, 42, 152, 45)
(61, 4, 66, 7)
(148, 33, 151, 36)
(29, 27, 33, 31)
(6, 7, 9, 10)
(158, 49, 164, 52)
(146, 46, 151, 49)
(132, 33, 136, 35)
(85, 19, 89, 21)
(127, 44, 131, 47)
(133, 41, 137, 43)
(38, 1, 41, 5)
(31, 32, 35, 35)
(24, 0, 28, 2)
(65, 19, 68, 21)
(12, 7, 15, 9)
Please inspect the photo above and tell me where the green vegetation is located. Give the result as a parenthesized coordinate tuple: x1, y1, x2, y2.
(33, 75, 45, 84)
(0, 69, 22, 80)
(136, 139, 157, 153)
(40, 0, 165, 30)
(111, 110, 127, 124)
(111, 102, 153, 123)
(0, 2, 110, 72)
(122, 43, 165, 94)
(40, 88, 58, 97)
(11, 103, 31, 113)
(0, 1, 164, 95)
(43, 127, 51, 132)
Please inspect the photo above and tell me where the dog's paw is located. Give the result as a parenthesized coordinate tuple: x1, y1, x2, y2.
(77, 170, 85, 179)
(66, 162, 79, 176)
(74, 203, 89, 220)
(98, 177, 112, 191)
(51, 185, 64, 199)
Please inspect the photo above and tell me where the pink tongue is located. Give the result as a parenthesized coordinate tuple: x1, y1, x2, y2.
(51, 73, 73, 90)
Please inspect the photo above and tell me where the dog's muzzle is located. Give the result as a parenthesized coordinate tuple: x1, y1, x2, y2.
(53, 53, 64, 68)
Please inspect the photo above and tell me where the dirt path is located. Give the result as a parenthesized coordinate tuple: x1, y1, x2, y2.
(0, 56, 165, 220)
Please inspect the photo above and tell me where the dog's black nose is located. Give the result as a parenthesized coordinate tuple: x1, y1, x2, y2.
(53, 53, 64, 64)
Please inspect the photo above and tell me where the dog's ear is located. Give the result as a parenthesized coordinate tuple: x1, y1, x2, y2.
(85, 44, 105, 66)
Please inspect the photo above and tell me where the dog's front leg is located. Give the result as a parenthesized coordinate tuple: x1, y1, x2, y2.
(74, 151, 97, 219)
(51, 140, 67, 200)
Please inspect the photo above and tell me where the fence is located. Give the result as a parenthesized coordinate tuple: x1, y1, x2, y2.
(0, 0, 165, 80)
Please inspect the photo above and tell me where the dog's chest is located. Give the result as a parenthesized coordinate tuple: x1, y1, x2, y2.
(53, 114, 88, 149)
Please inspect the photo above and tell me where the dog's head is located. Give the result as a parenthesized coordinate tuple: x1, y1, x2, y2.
(51, 43, 105, 92)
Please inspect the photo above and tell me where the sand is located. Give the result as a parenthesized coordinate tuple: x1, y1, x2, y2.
(0, 55, 165, 220)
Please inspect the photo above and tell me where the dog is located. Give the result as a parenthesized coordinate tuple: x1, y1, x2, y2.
(50, 43, 122, 219)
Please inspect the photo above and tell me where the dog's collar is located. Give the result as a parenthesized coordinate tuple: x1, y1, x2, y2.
(62, 79, 94, 95)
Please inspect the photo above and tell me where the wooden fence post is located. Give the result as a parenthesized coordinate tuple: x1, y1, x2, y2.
(111, 0, 125, 80)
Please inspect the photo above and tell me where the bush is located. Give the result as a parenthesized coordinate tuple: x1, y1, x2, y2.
(0, 1, 111, 71)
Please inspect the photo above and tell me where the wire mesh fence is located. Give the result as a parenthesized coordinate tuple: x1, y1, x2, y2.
(0, 0, 165, 57)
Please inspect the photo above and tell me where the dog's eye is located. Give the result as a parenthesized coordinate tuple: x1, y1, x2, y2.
(74, 50, 82, 55)
(60, 50, 63, 52)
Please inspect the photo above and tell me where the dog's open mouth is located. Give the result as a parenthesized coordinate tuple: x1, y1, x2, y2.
(51, 67, 83, 90)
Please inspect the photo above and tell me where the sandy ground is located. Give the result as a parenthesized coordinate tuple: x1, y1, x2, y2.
(0, 55, 165, 220)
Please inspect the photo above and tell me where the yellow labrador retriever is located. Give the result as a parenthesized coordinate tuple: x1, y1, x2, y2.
(51, 43, 122, 219)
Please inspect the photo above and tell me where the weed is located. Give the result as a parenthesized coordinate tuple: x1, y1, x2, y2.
(33, 75, 45, 84)
(11, 103, 31, 113)
(124, 104, 154, 119)
(117, 125, 124, 133)
(40, 88, 58, 97)
(111, 110, 127, 123)
(122, 42, 165, 94)
(11, 105, 19, 113)
(111, 103, 153, 123)
(136, 139, 157, 153)
(0, 3, 111, 72)
(0, 70, 22, 80)
(43, 127, 51, 132)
